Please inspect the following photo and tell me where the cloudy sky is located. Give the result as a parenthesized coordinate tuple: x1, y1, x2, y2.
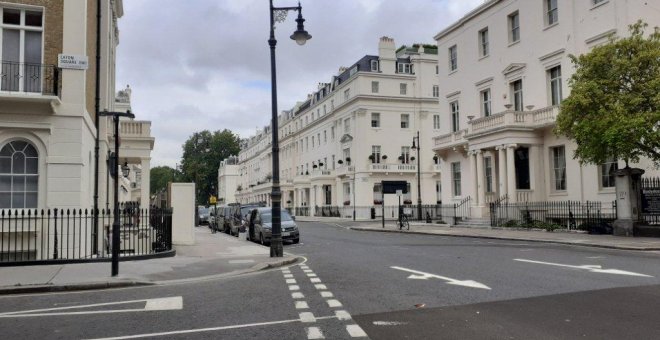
(116, 0, 484, 168)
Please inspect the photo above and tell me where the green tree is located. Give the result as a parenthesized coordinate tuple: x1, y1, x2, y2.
(556, 21, 660, 167)
(150, 166, 180, 195)
(180, 129, 241, 204)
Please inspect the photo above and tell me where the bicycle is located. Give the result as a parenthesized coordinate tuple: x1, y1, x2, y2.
(398, 213, 410, 230)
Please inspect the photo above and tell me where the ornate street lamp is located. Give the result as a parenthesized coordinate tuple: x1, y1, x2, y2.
(99, 110, 135, 276)
(268, 0, 311, 257)
(411, 131, 422, 220)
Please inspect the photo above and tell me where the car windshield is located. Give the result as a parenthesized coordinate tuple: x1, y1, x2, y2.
(240, 206, 256, 217)
(198, 207, 208, 214)
(261, 210, 293, 223)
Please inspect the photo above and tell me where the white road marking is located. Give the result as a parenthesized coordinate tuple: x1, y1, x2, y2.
(306, 273, 318, 277)
(292, 292, 305, 299)
(86, 315, 338, 340)
(373, 321, 408, 326)
(586, 256, 606, 259)
(284, 274, 294, 278)
(289, 285, 300, 291)
(228, 259, 255, 264)
(303, 269, 313, 273)
(0, 297, 182, 318)
(306, 327, 325, 339)
(286, 279, 297, 284)
(346, 324, 368, 338)
(335, 310, 352, 321)
(314, 284, 327, 290)
(514, 259, 654, 277)
(326, 299, 342, 308)
(390, 266, 491, 290)
(310, 278, 322, 283)
(320, 291, 334, 298)
(299, 312, 316, 323)
(295, 301, 310, 309)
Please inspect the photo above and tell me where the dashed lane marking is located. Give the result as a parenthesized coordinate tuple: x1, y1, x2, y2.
(335, 310, 352, 321)
(346, 324, 368, 338)
(299, 312, 316, 323)
(306, 326, 325, 339)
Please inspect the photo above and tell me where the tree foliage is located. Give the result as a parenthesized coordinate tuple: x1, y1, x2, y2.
(555, 21, 660, 167)
(180, 129, 241, 204)
(150, 166, 180, 195)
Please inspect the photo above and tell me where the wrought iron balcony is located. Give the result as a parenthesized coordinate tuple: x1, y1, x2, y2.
(1, 61, 59, 96)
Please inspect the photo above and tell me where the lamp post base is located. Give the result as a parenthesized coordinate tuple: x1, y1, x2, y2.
(270, 237, 284, 257)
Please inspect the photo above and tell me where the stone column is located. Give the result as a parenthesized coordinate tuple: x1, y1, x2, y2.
(613, 167, 645, 236)
(476, 150, 485, 206)
(140, 158, 151, 209)
(498, 146, 507, 198)
(506, 144, 517, 203)
(469, 151, 478, 202)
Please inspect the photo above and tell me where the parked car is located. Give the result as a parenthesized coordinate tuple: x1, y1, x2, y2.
(248, 207, 299, 246)
(197, 206, 209, 226)
(212, 205, 233, 234)
(229, 204, 262, 237)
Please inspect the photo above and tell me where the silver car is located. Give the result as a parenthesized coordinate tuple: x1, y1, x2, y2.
(249, 207, 299, 246)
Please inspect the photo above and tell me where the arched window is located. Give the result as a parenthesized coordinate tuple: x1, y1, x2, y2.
(0, 141, 38, 208)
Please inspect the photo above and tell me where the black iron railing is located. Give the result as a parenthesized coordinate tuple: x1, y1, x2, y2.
(299, 204, 456, 222)
(0, 207, 172, 265)
(1, 61, 59, 96)
(490, 200, 617, 231)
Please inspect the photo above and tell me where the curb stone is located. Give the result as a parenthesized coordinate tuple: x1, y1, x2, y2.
(349, 227, 660, 251)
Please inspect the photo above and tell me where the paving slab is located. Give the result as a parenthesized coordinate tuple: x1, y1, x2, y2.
(0, 227, 301, 294)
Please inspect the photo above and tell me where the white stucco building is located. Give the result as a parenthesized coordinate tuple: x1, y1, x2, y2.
(432, 0, 660, 218)
(217, 156, 239, 205)
(234, 37, 442, 216)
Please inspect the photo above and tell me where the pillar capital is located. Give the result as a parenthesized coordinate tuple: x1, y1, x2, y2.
(506, 144, 518, 149)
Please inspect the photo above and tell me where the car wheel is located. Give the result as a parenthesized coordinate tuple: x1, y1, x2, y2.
(260, 233, 269, 246)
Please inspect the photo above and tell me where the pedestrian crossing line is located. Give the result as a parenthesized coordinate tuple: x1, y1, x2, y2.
(284, 274, 294, 278)
(320, 291, 333, 298)
(306, 327, 325, 339)
(299, 312, 316, 323)
(286, 278, 297, 284)
(289, 285, 300, 291)
(326, 299, 342, 308)
(295, 301, 310, 309)
(292, 292, 305, 299)
(335, 310, 352, 321)
(314, 284, 327, 290)
(346, 324, 368, 338)
(303, 269, 313, 273)
(310, 278, 322, 283)
(306, 273, 318, 277)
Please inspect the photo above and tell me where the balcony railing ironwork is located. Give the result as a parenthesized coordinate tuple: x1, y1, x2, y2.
(1, 61, 59, 96)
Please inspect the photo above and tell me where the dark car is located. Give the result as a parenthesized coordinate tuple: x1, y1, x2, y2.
(229, 204, 262, 236)
(214, 206, 234, 234)
(248, 207, 299, 246)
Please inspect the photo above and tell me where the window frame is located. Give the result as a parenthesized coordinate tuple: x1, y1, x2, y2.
(0, 140, 39, 209)
(400, 83, 407, 95)
(371, 112, 381, 128)
(511, 79, 523, 111)
(545, 0, 558, 26)
(508, 11, 520, 44)
(551, 145, 567, 191)
(448, 45, 458, 71)
(400, 114, 410, 129)
(371, 81, 379, 93)
(480, 88, 491, 117)
(451, 162, 462, 197)
(548, 65, 562, 106)
(433, 114, 441, 130)
(479, 28, 489, 57)
(600, 159, 618, 189)
(450, 101, 460, 132)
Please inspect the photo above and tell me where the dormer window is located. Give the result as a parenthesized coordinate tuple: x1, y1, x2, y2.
(397, 63, 413, 74)
(349, 66, 358, 77)
(370, 60, 379, 72)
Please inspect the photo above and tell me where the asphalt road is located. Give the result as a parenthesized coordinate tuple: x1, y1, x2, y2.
(0, 221, 659, 339)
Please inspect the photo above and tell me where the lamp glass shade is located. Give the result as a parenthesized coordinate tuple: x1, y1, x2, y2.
(291, 30, 311, 45)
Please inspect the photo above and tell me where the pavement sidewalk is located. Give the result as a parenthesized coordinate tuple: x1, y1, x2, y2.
(297, 216, 660, 251)
(0, 228, 300, 295)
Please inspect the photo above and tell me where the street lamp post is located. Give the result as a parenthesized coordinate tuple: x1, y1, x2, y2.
(411, 131, 422, 220)
(99, 110, 135, 277)
(268, 0, 311, 257)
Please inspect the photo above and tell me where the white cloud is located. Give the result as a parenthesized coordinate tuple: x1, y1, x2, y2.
(116, 0, 484, 167)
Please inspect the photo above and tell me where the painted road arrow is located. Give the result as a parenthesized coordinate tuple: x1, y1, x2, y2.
(0, 296, 183, 318)
(390, 266, 491, 290)
(514, 259, 654, 277)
